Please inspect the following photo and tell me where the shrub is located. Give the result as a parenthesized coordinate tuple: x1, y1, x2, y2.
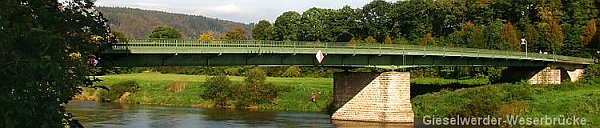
(203, 67, 227, 76)
(282, 66, 301, 77)
(584, 64, 600, 80)
(201, 75, 232, 107)
(364, 36, 377, 45)
(97, 80, 139, 102)
(499, 101, 528, 116)
(348, 37, 357, 46)
(96, 89, 109, 102)
(165, 81, 186, 93)
(245, 67, 278, 104)
(500, 84, 533, 102)
(225, 67, 240, 76)
(450, 86, 501, 117)
(384, 35, 392, 44)
(230, 83, 251, 107)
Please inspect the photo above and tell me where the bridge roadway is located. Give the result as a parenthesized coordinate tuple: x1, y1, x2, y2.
(99, 39, 593, 67)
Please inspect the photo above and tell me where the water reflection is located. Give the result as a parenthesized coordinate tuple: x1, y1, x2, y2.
(332, 120, 414, 128)
(67, 101, 423, 128)
(67, 101, 337, 127)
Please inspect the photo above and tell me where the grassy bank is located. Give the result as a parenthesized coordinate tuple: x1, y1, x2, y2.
(77, 72, 488, 112)
(77, 72, 600, 125)
(82, 73, 333, 112)
(75, 65, 600, 127)
(412, 78, 600, 125)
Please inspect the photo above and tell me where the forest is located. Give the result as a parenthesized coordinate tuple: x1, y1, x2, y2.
(98, 7, 253, 39)
(252, 0, 600, 58)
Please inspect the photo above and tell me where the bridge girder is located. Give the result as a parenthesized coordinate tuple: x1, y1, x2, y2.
(99, 53, 553, 67)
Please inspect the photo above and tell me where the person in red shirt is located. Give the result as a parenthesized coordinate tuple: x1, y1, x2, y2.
(311, 93, 316, 103)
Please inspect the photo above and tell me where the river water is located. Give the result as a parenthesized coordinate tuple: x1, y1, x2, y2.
(66, 101, 416, 128)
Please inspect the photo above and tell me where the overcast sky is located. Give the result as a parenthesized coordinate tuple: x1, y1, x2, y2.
(95, 0, 396, 24)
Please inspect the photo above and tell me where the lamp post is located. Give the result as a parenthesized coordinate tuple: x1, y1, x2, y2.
(521, 38, 528, 57)
(596, 51, 600, 63)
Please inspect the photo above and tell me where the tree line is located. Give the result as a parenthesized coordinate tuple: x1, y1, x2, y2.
(252, 0, 600, 57)
(98, 7, 253, 39)
(114, 25, 250, 42)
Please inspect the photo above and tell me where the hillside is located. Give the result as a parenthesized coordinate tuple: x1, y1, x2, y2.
(98, 7, 253, 39)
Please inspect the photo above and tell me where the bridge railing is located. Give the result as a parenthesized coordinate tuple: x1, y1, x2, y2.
(109, 39, 593, 64)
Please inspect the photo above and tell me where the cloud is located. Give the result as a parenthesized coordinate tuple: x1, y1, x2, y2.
(204, 4, 241, 14)
(93, 0, 400, 23)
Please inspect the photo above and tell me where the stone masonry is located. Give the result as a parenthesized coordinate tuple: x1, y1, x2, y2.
(528, 67, 561, 84)
(567, 69, 585, 82)
(331, 72, 414, 123)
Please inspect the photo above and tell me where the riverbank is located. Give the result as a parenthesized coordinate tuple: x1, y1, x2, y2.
(412, 77, 600, 126)
(75, 72, 487, 112)
(75, 71, 600, 125)
(77, 72, 333, 112)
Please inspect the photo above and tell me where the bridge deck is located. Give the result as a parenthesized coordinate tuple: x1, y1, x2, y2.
(101, 39, 593, 67)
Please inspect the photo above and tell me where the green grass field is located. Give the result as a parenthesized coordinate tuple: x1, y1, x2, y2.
(92, 72, 333, 111)
(412, 79, 600, 126)
(82, 72, 490, 112)
(79, 72, 600, 126)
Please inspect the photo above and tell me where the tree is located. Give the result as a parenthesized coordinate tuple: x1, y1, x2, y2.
(332, 6, 359, 42)
(562, 24, 587, 57)
(365, 36, 377, 45)
(1, 0, 113, 127)
(581, 19, 597, 46)
(198, 32, 216, 42)
(501, 21, 521, 51)
(282, 66, 302, 77)
(349, 37, 357, 46)
(148, 26, 183, 39)
(361, 0, 393, 41)
(252, 20, 273, 40)
(384, 35, 393, 45)
(301, 8, 326, 41)
(522, 18, 544, 53)
(244, 68, 278, 104)
(390, 0, 434, 40)
(564, 0, 598, 27)
(273, 11, 302, 41)
(537, 5, 565, 54)
(221, 27, 247, 40)
(418, 33, 434, 46)
(201, 75, 233, 107)
(113, 31, 129, 43)
(462, 21, 486, 49)
(484, 20, 506, 50)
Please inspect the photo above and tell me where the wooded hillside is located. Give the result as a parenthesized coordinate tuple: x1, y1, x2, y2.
(98, 7, 253, 39)
(253, 0, 600, 57)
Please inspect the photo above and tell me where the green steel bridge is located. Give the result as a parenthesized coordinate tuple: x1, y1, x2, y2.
(99, 39, 594, 67)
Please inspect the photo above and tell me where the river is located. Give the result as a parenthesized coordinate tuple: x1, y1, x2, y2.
(66, 101, 416, 128)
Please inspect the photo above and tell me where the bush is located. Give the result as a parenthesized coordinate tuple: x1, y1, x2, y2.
(96, 89, 109, 102)
(498, 101, 528, 116)
(165, 81, 186, 93)
(282, 66, 301, 77)
(97, 80, 139, 102)
(245, 67, 278, 104)
(224, 67, 240, 76)
(364, 36, 377, 45)
(500, 84, 533, 102)
(200, 68, 281, 107)
(584, 64, 600, 82)
(201, 75, 233, 107)
(450, 86, 501, 117)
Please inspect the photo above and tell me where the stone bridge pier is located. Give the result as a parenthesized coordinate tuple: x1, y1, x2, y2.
(501, 64, 586, 84)
(331, 72, 414, 123)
